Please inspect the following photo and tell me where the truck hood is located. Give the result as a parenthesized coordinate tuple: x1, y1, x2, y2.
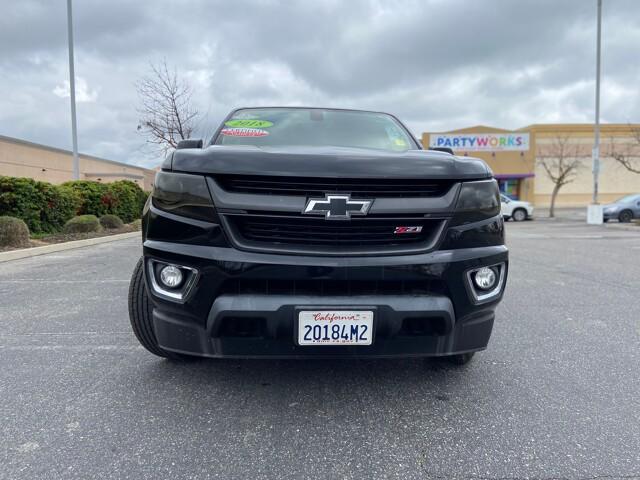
(167, 145, 492, 180)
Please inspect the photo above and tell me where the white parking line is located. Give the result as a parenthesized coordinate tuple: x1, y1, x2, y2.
(0, 279, 129, 284)
(0, 345, 143, 351)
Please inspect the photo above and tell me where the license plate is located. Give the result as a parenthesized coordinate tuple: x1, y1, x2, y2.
(297, 310, 373, 346)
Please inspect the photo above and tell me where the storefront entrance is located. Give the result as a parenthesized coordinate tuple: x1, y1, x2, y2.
(499, 178, 520, 199)
(495, 174, 534, 201)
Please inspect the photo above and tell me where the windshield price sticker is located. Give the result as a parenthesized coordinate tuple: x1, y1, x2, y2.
(220, 128, 269, 137)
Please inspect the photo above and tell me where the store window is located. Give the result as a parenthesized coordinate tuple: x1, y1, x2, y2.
(499, 179, 520, 200)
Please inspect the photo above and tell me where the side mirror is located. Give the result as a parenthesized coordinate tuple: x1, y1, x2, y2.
(429, 147, 454, 155)
(176, 139, 203, 150)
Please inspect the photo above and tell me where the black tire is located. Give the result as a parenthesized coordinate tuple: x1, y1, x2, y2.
(446, 352, 475, 366)
(512, 208, 527, 222)
(603, 218, 609, 223)
(619, 210, 633, 223)
(128, 257, 192, 360)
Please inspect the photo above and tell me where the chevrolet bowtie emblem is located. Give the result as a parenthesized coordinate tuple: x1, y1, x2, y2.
(303, 194, 372, 220)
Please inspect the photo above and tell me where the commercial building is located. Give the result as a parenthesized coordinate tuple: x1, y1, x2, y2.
(422, 124, 640, 206)
(0, 134, 156, 190)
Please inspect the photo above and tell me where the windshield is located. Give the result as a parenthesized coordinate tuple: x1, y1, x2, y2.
(213, 108, 417, 151)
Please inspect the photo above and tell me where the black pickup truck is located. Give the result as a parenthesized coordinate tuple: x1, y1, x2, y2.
(128, 107, 508, 365)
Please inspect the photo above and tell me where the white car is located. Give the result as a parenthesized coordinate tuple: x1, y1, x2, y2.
(500, 194, 534, 221)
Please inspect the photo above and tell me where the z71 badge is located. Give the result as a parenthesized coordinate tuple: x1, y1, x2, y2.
(394, 226, 423, 234)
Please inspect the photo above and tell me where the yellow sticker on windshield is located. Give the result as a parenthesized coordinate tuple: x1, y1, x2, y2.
(394, 138, 407, 146)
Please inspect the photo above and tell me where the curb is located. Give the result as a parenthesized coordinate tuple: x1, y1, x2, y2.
(0, 231, 140, 263)
(604, 222, 640, 232)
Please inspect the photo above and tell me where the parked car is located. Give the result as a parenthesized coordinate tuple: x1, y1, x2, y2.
(500, 194, 534, 221)
(128, 107, 508, 365)
(602, 194, 640, 222)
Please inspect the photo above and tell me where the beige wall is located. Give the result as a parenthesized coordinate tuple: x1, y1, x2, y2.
(422, 124, 640, 207)
(530, 124, 640, 207)
(0, 135, 157, 191)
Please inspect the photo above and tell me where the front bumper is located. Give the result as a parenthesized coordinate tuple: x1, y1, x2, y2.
(143, 240, 508, 358)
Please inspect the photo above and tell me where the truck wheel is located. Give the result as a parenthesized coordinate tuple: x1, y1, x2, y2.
(618, 210, 633, 223)
(512, 208, 527, 222)
(446, 352, 475, 365)
(128, 258, 193, 360)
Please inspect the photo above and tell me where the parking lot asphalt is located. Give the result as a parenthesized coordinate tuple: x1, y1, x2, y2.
(1, 221, 639, 480)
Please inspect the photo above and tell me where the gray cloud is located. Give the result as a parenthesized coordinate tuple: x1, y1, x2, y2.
(0, 0, 638, 168)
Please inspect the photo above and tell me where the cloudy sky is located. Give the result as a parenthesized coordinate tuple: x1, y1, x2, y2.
(1, 0, 639, 167)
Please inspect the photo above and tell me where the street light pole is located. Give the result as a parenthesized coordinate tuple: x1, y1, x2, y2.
(66, 0, 80, 180)
(588, 0, 603, 224)
(592, 0, 602, 203)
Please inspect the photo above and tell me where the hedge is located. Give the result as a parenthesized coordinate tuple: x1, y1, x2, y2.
(0, 176, 149, 234)
(0, 177, 80, 233)
(62, 180, 148, 224)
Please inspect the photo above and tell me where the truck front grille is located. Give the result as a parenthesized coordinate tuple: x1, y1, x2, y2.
(216, 175, 453, 198)
(223, 213, 445, 254)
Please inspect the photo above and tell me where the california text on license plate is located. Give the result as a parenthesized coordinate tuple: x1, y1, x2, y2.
(297, 310, 373, 346)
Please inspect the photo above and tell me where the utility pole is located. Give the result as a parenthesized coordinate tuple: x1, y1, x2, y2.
(66, 0, 80, 180)
(588, 0, 603, 224)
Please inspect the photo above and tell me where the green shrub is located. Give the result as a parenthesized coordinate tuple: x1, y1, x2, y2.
(62, 180, 111, 217)
(1, 176, 147, 233)
(63, 179, 147, 223)
(0, 216, 30, 247)
(0, 176, 80, 233)
(129, 219, 142, 231)
(99, 214, 124, 229)
(63, 215, 102, 234)
(40, 183, 81, 232)
(0, 176, 42, 232)
(107, 180, 144, 223)
(137, 189, 150, 216)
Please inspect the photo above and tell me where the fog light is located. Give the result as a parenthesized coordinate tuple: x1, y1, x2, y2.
(159, 265, 183, 288)
(473, 267, 496, 290)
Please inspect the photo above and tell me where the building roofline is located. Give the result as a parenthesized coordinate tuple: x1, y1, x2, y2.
(423, 125, 516, 135)
(422, 123, 640, 136)
(84, 172, 144, 180)
(519, 123, 640, 133)
(0, 133, 155, 173)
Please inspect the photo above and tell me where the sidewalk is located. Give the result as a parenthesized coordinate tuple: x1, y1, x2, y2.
(532, 206, 639, 231)
(534, 207, 586, 222)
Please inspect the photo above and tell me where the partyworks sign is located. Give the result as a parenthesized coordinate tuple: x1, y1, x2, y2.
(430, 133, 530, 152)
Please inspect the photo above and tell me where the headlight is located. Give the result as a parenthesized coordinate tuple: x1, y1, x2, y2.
(453, 179, 501, 223)
(152, 171, 216, 221)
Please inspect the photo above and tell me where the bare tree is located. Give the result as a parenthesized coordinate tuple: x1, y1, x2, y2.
(136, 59, 199, 154)
(537, 135, 583, 218)
(606, 126, 640, 174)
